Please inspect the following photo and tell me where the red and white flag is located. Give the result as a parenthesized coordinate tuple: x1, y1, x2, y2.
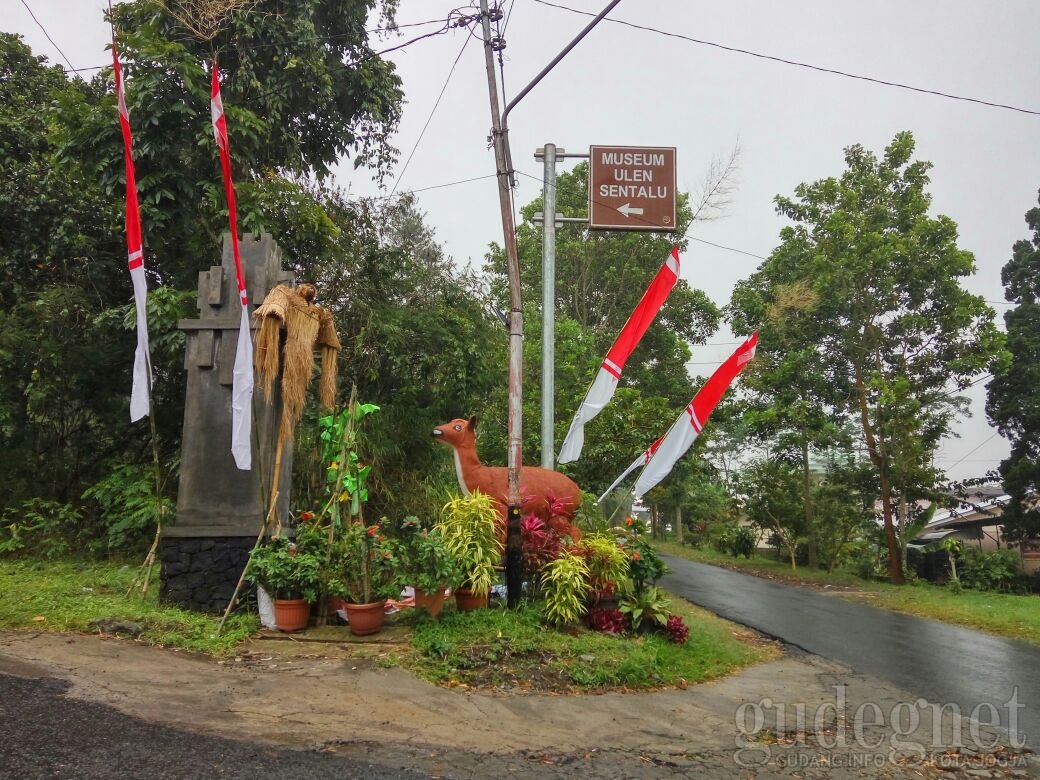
(597, 435, 663, 503)
(211, 65, 253, 470)
(113, 44, 152, 422)
(558, 247, 680, 463)
(632, 332, 758, 497)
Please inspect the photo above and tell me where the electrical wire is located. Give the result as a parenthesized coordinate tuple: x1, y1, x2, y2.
(502, 0, 518, 34)
(531, 0, 1040, 117)
(514, 168, 771, 260)
(389, 31, 473, 197)
(55, 13, 466, 76)
(18, 0, 76, 72)
(941, 431, 1001, 471)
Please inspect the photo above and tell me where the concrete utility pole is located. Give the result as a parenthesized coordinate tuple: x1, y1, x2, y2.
(477, 0, 622, 606)
(478, 0, 524, 605)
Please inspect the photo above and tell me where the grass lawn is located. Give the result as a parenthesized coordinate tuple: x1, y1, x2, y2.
(0, 556, 779, 690)
(0, 557, 257, 655)
(656, 540, 1040, 646)
(402, 596, 778, 692)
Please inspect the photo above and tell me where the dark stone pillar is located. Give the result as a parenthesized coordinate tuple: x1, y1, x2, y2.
(161, 233, 293, 613)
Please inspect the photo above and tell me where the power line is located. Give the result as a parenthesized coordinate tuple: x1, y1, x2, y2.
(532, 0, 1040, 117)
(389, 31, 473, 197)
(19, 0, 75, 72)
(942, 431, 1001, 471)
(57, 13, 465, 76)
(366, 173, 498, 201)
(502, 0, 518, 34)
(513, 169, 771, 260)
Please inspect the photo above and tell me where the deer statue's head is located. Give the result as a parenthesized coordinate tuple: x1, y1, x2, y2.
(432, 416, 478, 451)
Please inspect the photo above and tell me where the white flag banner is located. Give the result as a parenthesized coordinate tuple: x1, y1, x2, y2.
(230, 301, 254, 469)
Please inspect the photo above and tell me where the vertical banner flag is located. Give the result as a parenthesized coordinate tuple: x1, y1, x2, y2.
(597, 435, 663, 503)
(113, 44, 152, 422)
(558, 247, 680, 463)
(211, 65, 253, 470)
(632, 332, 758, 497)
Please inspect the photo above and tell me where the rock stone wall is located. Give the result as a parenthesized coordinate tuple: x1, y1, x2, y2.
(158, 536, 255, 613)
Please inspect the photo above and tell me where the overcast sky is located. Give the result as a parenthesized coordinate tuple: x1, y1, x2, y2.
(7, 0, 1039, 482)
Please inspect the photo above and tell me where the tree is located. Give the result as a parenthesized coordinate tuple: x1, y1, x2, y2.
(65, 0, 404, 288)
(729, 132, 1003, 583)
(0, 23, 485, 543)
(986, 190, 1040, 542)
(737, 458, 804, 570)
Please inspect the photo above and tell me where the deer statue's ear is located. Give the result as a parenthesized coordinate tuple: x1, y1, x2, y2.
(467, 415, 477, 432)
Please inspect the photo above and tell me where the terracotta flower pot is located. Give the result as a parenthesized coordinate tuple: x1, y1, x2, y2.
(453, 587, 489, 612)
(343, 600, 387, 636)
(273, 598, 311, 633)
(413, 586, 447, 618)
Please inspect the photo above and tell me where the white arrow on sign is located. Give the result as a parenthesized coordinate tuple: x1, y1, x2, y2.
(617, 203, 644, 218)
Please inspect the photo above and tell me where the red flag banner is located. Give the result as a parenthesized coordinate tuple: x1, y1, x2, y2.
(211, 65, 254, 470)
(632, 332, 758, 497)
(558, 247, 680, 463)
(113, 43, 152, 422)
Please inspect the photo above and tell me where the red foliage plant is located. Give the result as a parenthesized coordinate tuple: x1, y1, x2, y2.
(588, 606, 627, 634)
(520, 514, 561, 580)
(665, 614, 689, 644)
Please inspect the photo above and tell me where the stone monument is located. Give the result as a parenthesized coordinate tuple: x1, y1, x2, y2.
(160, 233, 293, 612)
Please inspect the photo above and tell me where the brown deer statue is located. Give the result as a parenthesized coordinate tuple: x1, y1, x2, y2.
(432, 417, 582, 541)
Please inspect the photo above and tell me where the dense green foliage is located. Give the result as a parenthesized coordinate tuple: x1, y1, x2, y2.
(986, 191, 1040, 542)
(0, 16, 500, 554)
(729, 132, 1004, 582)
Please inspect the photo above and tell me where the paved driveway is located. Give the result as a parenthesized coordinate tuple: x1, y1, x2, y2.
(660, 554, 1040, 748)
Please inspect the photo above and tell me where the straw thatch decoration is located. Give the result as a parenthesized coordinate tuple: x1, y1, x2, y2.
(253, 283, 340, 444)
(158, 0, 261, 42)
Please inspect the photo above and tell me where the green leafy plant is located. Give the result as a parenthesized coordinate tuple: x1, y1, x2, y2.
(82, 463, 173, 553)
(541, 548, 592, 626)
(957, 547, 1022, 593)
(330, 520, 402, 604)
(579, 532, 630, 598)
(619, 585, 672, 632)
(397, 517, 462, 593)
(0, 499, 84, 558)
(619, 519, 668, 595)
(245, 535, 323, 602)
(436, 491, 503, 597)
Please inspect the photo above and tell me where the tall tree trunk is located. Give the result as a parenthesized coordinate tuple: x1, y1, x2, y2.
(854, 360, 904, 583)
(675, 505, 683, 545)
(802, 438, 818, 569)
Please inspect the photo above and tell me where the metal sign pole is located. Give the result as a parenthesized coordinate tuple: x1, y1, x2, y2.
(540, 143, 558, 470)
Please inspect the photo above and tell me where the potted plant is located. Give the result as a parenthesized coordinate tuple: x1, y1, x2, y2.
(436, 491, 503, 611)
(245, 535, 322, 632)
(330, 520, 401, 635)
(398, 517, 461, 618)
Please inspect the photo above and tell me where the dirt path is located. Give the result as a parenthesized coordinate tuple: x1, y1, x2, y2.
(0, 630, 1034, 778)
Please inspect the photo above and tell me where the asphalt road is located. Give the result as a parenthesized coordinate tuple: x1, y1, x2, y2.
(0, 673, 427, 780)
(660, 555, 1040, 749)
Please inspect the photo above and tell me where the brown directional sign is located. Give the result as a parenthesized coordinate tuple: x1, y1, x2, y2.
(589, 145, 677, 231)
